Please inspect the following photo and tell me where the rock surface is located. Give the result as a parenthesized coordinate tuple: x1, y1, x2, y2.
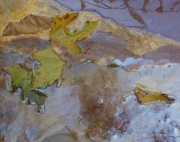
(1, 0, 180, 142)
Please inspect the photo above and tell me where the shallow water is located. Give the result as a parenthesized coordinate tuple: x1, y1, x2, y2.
(1, 0, 180, 142)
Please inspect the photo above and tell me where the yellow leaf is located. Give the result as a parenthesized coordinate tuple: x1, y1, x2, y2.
(50, 13, 99, 54)
(4, 64, 32, 98)
(32, 48, 65, 89)
(134, 86, 174, 104)
(4, 64, 47, 106)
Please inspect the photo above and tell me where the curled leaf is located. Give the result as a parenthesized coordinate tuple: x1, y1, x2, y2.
(50, 13, 99, 54)
(134, 86, 174, 104)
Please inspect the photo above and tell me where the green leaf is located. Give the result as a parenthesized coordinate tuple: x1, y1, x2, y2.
(50, 13, 99, 54)
(32, 48, 65, 89)
(4, 64, 32, 98)
(134, 86, 174, 104)
(26, 90, 47, 105)
(4, 64, 48, 106)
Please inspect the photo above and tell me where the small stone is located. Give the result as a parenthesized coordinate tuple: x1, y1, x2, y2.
(98, 98, 104, 104)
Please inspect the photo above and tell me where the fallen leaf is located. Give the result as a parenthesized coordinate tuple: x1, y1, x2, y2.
(128, 8, 147, 27)
(32, 48, 65, 89)
(3, 14, 52, 36)
(4, 64, 47, 106)
(134, 86, 174, 104)
(50, 13, 99, 54)
(4, 64, 32, 98)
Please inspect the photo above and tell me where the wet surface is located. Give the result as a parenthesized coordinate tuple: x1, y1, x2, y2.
(78, 32, 134, 61)
(1, 31, 180, 142)
(4, 38, 50, 51)
(0, 30, 180, 142)
(1, 1, 180, 142)
(0, 37, 50, 75)
(143, 44, 180, 63)
(71, 62, 180, 142)
(54, 0, 180, 42)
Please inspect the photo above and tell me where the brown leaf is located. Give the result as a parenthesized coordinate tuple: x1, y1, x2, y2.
(3, 14, 52, 36)
(128, 8, 147, 27)
(142, 0, 149, 12)
(81, 0, 86, 10)
(170, 1, 180, 11)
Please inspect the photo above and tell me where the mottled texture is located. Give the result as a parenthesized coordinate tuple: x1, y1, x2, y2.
(1, 1, 180, 142)
(54, 0, 180, 42)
